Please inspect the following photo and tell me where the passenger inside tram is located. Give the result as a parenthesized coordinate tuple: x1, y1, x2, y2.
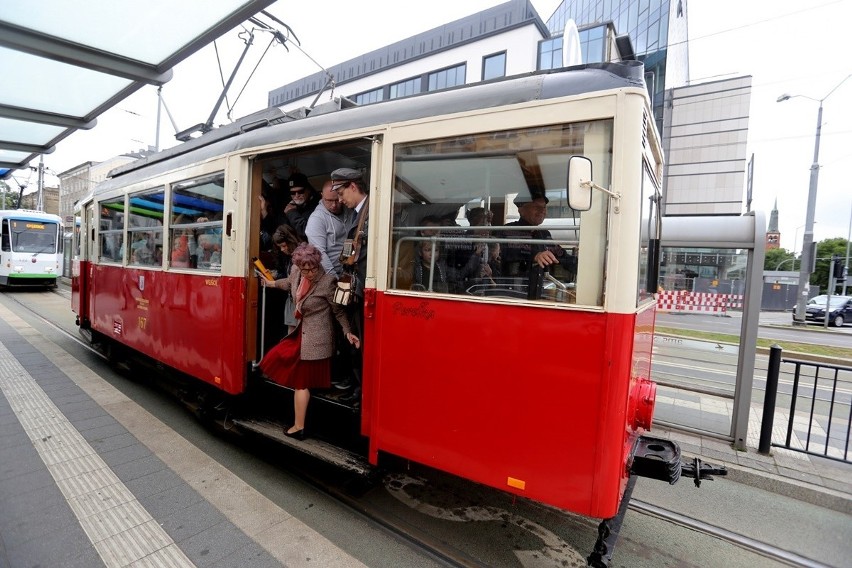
(500, 193, 577, 300)
(408, 240, 449, 293)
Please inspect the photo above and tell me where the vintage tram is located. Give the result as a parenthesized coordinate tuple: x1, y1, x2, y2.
(72, 61, 718, 564)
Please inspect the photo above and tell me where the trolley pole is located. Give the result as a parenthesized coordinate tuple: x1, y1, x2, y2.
(758, 345, 782, 454)
(37, 155, 45, 212)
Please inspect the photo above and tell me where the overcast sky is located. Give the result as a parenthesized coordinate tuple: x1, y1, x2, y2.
(24, 0, 852, 250)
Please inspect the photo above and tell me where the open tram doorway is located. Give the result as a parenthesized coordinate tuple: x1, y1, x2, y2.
(245, 137, 376, 436)
(654, 212, 766, 450)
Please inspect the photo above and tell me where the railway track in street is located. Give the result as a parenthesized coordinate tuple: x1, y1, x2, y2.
(629, 500, 832, 568)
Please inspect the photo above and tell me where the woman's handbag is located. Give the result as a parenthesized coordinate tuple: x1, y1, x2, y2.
(283, 292, 298, 326)
(333, 273, 353, 305)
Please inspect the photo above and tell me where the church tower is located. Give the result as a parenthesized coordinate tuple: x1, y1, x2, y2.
(766, 198, 780, 250)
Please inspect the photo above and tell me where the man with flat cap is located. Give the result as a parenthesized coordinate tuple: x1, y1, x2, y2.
(332, 167, 368, 406)
(500, 192, 577, 299)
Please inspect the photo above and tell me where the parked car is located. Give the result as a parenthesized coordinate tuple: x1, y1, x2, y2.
(803, 295, 852, 327)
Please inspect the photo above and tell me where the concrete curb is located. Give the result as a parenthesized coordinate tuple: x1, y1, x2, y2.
(716, 460, 852, 515)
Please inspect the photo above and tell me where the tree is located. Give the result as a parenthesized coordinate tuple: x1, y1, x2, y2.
(813, 238, 850, 293)
(0, 180, 18, 209)
(764, 247, 796, 271)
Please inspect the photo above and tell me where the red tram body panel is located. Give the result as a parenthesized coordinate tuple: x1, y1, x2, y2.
(362, 292, 655, 518)
(84, 266, 247, 394)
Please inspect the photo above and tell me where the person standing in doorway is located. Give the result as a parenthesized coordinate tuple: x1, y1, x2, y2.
(333, 168, 369, 407)
(306, 179, 351, 277)
(259, 243, 359, 439)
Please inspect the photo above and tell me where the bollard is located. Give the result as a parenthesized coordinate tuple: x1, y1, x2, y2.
(758, 344, 782, 454)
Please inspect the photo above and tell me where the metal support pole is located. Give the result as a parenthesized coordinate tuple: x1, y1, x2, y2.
(792, 103, 822, 325)
(758, 345, 782, 454)
(843, 202, 851, 296)
(824, 259, 834, 330)
(37, 155, 45, 212)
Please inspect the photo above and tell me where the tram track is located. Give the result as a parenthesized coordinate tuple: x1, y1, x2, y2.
(4, 287, 481, 568)
(2, 287, 105, 360)
(5, 286, 844, 568)
(629, 499, 831, 568)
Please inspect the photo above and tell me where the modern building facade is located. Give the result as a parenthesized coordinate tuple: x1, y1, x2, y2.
(662, 76, 752, 216)
(268, 0, 552, 111)
(545, 0, 689, 136)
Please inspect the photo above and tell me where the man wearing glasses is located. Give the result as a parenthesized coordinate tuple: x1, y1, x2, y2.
(332, 168, 368, 407)
(305, 180, 351, 277)
(283, 172, 319, 239)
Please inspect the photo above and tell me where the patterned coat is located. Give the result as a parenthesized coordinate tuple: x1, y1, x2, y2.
(279, 270, 352, 360)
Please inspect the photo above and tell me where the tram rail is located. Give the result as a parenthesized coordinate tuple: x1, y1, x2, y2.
(629, 500, 831, 568)
(3, 286, 841, 568)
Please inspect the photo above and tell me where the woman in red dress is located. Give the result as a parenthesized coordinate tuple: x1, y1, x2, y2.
(259, 243, 360, 439)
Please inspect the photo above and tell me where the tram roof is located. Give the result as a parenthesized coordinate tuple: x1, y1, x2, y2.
(95, 61, 647, 194)
(0, 0, 275, 179)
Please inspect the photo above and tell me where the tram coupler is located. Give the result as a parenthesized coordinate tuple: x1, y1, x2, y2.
(680, 456, 728, 488)
(629, 435, 683, 484)
(629, 435, 727, 488)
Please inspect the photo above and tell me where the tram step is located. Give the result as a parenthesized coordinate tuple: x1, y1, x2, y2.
(232, 417, 373, 476)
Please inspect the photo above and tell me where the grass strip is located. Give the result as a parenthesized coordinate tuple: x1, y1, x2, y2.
(655, 326, 852, 360)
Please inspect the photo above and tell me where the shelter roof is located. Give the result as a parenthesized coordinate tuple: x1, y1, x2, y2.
(0, 0, 274, 179)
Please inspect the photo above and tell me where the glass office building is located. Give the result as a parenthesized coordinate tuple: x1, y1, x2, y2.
(544, 0, 689, 134)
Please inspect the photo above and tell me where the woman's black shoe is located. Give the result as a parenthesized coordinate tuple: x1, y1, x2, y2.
(283, 427, 306, 440)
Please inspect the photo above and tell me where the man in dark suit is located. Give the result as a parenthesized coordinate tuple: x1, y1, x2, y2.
(501, 193, 577, 300)
(332, 168, 368, 407)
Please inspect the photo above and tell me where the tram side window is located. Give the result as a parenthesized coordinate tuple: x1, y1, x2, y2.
(1, 220, 9, 251)
(169, 173, 225, 271)
(389, 120, 613, 306)
(127, 187, 165, 267)
(99, 198, 125, 263)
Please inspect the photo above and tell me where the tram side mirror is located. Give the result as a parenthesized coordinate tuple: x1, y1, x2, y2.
(567, 156, 593, 211)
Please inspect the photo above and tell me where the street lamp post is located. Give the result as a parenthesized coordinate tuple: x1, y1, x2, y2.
(792, 223, 808, 255)
(843, 201, 851, 296)
(778, 73, 852, 325)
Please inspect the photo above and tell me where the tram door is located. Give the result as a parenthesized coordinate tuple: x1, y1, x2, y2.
(72, 203, 95, 324)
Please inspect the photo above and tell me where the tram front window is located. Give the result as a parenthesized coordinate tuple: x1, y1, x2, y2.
(389, 120, 613, 306)
(8, 222, 58, 253)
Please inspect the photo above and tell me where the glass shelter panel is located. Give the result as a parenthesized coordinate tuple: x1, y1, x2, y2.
(652, 247, 750, 436)
(389, 120, 613, 306)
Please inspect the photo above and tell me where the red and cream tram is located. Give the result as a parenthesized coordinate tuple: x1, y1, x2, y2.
(73, 61, 718, 561)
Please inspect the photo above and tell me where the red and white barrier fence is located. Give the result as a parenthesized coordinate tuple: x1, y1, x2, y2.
(655, 290, 743, 314)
